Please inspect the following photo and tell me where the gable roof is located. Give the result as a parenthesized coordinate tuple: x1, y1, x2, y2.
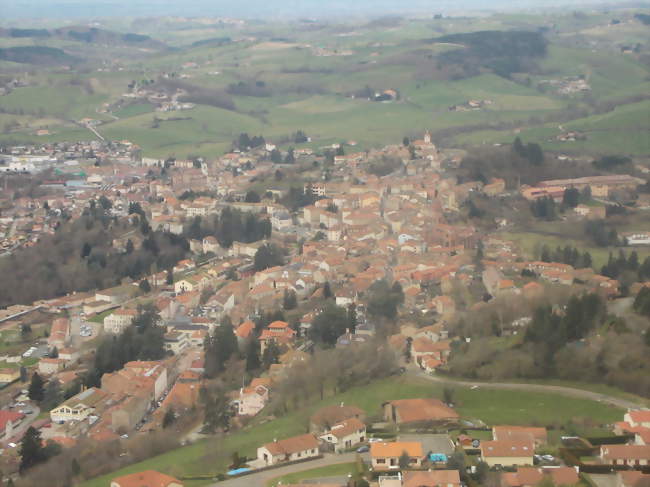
(370, 441, 423, 458)
(262, 434, 319, 456)
(111, 470, 182, 487)
(386, 398, 459, 423)
(481, 440, 534, 458)
(403, 470, 461, 487)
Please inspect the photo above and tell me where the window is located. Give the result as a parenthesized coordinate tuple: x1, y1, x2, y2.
(376, 458, 386, 464)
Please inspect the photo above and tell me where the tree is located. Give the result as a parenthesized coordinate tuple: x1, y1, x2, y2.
(162, 407, 176, 428)
(125, 239, 134, 254)
(139, 279, 151, 293)
(283, 289, 297, 310)
(71, 458, 81, 477)
(309, 303, 354, 346)
(28, 372, 45, 402)
(50, 346, 58, 358)
(443, 386, 456, 406)
(245, 190, 261, 203)
(262, 340, 281, 369)
(41, 379, 62, 411)
(245, 339, 261, 372)
(19, 366, 28, 383)
(204, 320, 238, 378)
(19, 427, 45, 473)
(254, 243, 284, 272)
(81, 242, 92, 258)
(270, 148, 283, 164)
(201, 386, 231, 433)
(562, 187, 580, 208)
(322, 281, 332, 299)
(402, 136, 410, 147)
(166, 268, 174, 285)
(284, 148, 295, 164)
(398, 451, 411, 470)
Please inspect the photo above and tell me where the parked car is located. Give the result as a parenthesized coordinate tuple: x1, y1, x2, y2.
(356, 445, 369, 453)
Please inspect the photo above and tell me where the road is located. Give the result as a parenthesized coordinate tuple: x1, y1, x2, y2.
(412, 370, 645, 410)
(213, 452, 367, 487)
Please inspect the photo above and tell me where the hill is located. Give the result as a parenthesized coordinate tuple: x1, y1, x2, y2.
(0, 45, 77, 65)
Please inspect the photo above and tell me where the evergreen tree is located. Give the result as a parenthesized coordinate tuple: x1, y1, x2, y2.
(41, 379, 62, 411)
(261, 341, 281, 369)
(166, 268, 174, 285)
(323, 281, 332, 299)
(71, 458, 81, 477)
(28, 372, 45, 402)
(245, 339, 261, 372)
(162, 407, 176, 428)
(283, 289, 297, 310)
(19, 427, 45, 473)
(139, 279, 151, 293)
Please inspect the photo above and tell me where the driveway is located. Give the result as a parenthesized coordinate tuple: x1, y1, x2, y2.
(412, 370, 646, 410)
(213, 452, 367, 487)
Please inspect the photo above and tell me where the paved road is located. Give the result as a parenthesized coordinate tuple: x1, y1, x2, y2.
(412, 370, 646, 410)
(213, 452, 366, 487)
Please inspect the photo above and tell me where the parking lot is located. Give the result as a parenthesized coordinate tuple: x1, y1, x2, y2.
(398, 434, 455, 456)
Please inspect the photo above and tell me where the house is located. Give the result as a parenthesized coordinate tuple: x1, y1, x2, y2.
(50, 387, 111, 423)
(625, 410, 650, 429)
(110, 470, 183, 487)
(235, 384, 269, 416)
(258, 320, 296, 354)
(402, 470, 461, 487)
(49, 318, 71, 348)
(370, 441, 424, 471)
(600, 445, 650, 466)
(164, 331, 190, 355)
(383, 398, 459, 425)
(310, 404, 366, 433)
(480, 440, 535, 467)
(0, 410, 25, 441)
(501, 467, 580, 487)
(38, 357, 66, 375)
(257, 434, 320, 466)
(493, 425, 547, 446)
(104, 308, 138, 334)
(319, 417, 366, 453)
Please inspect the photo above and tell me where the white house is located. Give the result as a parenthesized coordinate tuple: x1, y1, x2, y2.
(319, 417, 366, 453)
(257, 434, 320, 466)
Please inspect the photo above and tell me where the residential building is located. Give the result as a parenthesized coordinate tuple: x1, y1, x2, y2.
(50, 387, 111, 423)
(402, 470, 462, 487)
(501, 467, 580, 487)
(480, 440, 535, 467)
(370, 441, 424, 471)
(600, 445, 650, 467)
(257, 434, 320, 466)
(0, 410, 25, 441)
(319, 417, 366, 453)
(383, 398, 459, 425)
(104, 308, 138, 334)
(110, 470, 183, 487)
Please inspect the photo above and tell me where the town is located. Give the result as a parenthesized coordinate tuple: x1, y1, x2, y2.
(0, 125, 649, 487)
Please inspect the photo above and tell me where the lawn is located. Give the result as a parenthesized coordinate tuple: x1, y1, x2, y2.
(267, 462, 357, 487)
(79, 375, 622, 487)
(88, 308, 115, 324)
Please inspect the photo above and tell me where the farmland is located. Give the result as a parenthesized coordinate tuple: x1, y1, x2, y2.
(1, 10, 649, 159)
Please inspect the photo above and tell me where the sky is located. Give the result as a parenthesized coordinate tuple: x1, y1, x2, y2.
(0, 0, 632, 21)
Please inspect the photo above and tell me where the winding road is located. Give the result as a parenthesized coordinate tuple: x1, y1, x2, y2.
(412, 370, 647, 410)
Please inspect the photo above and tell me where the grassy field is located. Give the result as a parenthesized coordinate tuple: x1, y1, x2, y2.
(1, 13, 648, 159)
(79, 375, 622, 487)
(267, 462, 358, 487)
(500, 230, 650, 270)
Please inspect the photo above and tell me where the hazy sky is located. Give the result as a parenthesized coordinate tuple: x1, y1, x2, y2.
(1, 0, 624, 21)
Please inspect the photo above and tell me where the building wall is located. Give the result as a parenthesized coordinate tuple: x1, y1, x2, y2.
(483, 456, 533, 467)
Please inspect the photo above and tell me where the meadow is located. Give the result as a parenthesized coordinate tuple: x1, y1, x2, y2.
(2, 11, 649, 159)
(79, 374, 623, 487)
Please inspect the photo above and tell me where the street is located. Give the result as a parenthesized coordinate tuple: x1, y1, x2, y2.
(213, 452, 367, 487)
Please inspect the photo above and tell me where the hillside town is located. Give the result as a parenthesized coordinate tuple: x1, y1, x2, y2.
(0, 129, 649, 487)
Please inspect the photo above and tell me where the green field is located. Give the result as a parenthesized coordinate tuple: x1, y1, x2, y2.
(2, 11, 649, 159)
(267, 462, 358, 487)
(79, 375, 622, 487)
